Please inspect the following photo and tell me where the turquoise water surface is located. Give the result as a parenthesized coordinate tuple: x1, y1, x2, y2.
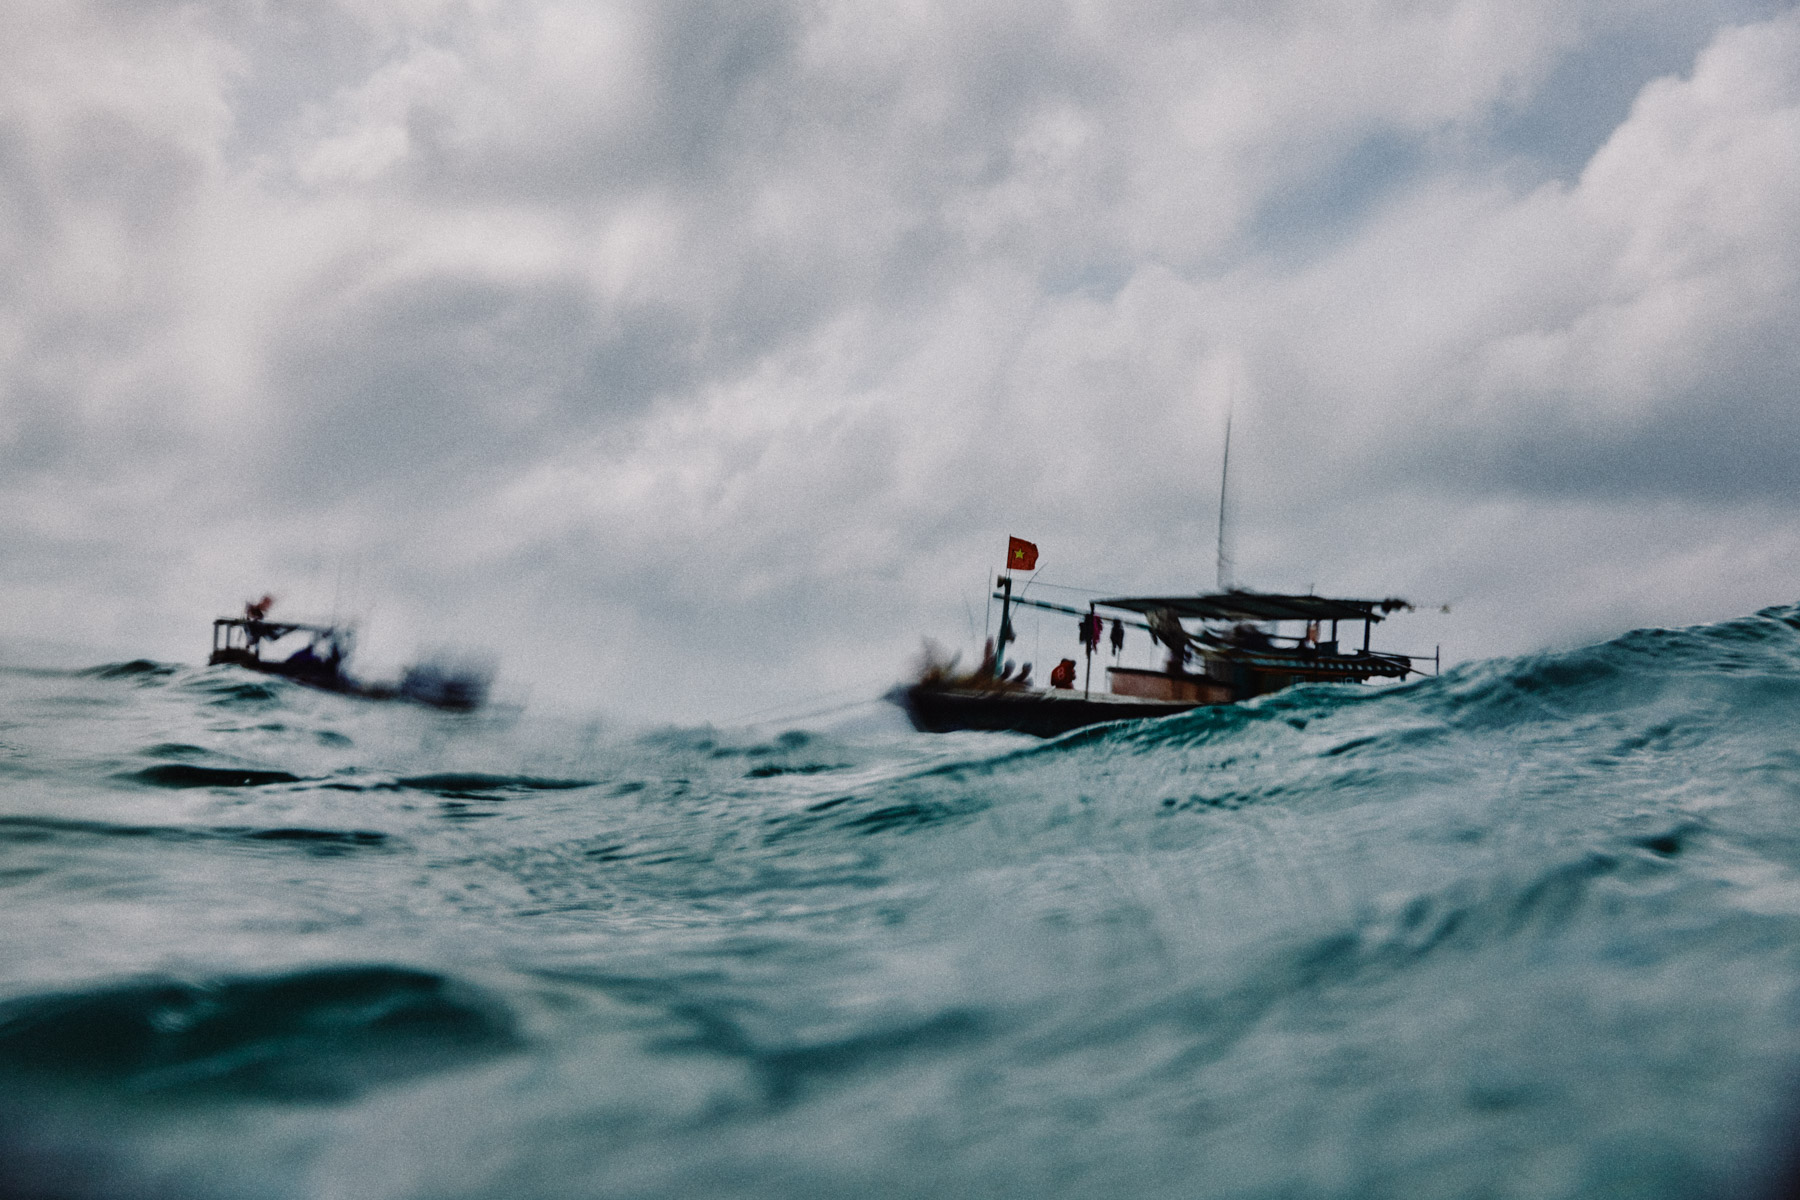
(5, 608, 1800, 1198)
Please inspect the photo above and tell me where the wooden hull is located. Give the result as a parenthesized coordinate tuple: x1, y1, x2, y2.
(209, 648, 353, 692)
(898, 684, 1216, 738)
(1107, 668, 1235, 703)
(207, 651, 481, 712)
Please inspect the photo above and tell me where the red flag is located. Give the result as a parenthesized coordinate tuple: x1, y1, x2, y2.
(1006, 536, 1038, 572)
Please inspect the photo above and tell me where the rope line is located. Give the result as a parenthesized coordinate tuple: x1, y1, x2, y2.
(717, 682, 882, 726)
(735, 696, 884, 729)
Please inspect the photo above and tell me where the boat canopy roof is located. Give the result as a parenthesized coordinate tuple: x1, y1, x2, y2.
(1093, 592, 1411, 624)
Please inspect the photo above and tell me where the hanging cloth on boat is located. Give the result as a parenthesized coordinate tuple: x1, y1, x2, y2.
(1110, 618, 1125, 656)
(1147, 608, 1191, 668)
(1147, 608, 1186, 651)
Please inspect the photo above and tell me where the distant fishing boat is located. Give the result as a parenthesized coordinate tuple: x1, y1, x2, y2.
(897, 541, 1429, 737)
(208, 598, 490, 712)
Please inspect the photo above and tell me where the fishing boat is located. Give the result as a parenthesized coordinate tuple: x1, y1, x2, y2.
(898, 562, 1428, 737)
(208, 599, 490, 711)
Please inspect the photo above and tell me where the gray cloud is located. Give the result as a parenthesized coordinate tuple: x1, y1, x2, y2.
(263, 271, 695, 507)
(2, 0, 1797, 719)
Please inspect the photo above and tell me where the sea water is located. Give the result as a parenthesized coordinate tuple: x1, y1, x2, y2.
(5, 607, 1800, 1199)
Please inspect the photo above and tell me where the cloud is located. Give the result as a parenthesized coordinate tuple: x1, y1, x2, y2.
(2, 0, 1796, 718)
(1349, 11, 1800, 505)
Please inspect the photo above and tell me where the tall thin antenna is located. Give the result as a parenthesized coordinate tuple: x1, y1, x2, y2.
(1215, 386, 1234, 591)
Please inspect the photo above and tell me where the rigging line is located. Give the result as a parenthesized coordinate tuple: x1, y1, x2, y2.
(738, 696, 883, 729)
(1032, 604, 1041, 678)
(719, 681, 882, 725)
(1019, 580, 1121, 596)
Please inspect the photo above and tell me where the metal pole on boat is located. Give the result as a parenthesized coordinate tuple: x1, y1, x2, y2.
(1084, 602, 1095, 699)
(996, 573, 1014, 680)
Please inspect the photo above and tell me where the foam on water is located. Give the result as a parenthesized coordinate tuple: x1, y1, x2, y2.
(3, 607, 1800, 1198)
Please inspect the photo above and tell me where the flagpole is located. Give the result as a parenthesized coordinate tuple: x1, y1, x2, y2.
(997, 537, 1036, 681)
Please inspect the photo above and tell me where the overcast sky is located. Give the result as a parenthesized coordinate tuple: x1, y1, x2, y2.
(4, 0, 1798, 723)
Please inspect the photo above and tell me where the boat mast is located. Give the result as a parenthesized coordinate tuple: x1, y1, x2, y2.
(1215, 394, 1233, 592)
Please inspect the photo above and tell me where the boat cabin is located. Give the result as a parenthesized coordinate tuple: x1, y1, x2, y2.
(1093, 591, 1415, 702)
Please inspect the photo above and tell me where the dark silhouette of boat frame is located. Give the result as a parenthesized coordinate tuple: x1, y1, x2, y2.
(209, 617, 488, 712)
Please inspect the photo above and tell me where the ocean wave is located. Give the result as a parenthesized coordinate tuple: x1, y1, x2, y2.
(78, 660, 178, 681)
(0, 965, 519, 1103)
(181, 676, 288, 706)
(0, 815, 398, 856)
(394, 773, 597, 797)
(3, 606, 1800, 1197)
(124, 764, 304, 789)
